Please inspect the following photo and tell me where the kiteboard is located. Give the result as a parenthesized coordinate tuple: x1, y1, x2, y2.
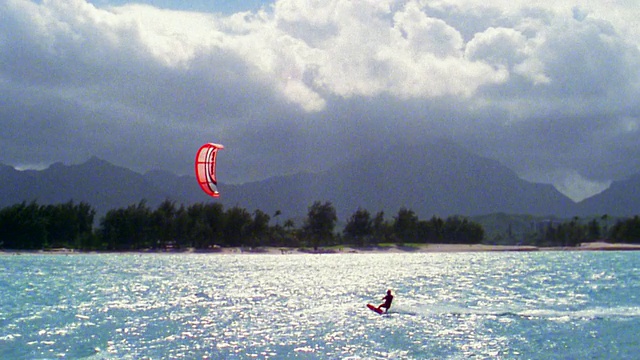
(367, 304, 384, 314)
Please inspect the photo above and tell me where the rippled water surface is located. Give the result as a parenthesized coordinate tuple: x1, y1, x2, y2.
(2, 251, 640, 359)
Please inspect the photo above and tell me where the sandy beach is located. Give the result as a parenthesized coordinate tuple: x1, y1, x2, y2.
(252, 242, 640, 254)
(3, 242, 640, 255)
(147, 242, 640, 254)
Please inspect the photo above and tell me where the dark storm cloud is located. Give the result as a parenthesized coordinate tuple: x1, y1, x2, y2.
(1, 0, 640, 201)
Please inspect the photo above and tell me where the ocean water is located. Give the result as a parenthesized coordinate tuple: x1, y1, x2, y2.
(1, 251, 639, 359)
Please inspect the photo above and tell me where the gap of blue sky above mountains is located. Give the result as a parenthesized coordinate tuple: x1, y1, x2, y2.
(1, 0, 639, 202)
(86, 0, 271, 15)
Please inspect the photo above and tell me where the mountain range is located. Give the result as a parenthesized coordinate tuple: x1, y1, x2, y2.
(1, 140, 639, 222)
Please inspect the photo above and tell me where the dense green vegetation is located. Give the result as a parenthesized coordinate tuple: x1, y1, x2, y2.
(0, 200, 638, 251)
(0, 201, 95, 250)
(477, 213, 624, 247)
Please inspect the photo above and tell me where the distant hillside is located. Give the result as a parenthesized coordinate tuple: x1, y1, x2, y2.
(2, 140, 638, 222)
(218, 140, 576, 219)
(575, 174, 640, 217)
(0, 157, 173, 219)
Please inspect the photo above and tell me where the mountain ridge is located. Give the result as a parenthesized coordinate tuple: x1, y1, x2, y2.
(2, 140, 639, 220)
(217, 140, 575, 219)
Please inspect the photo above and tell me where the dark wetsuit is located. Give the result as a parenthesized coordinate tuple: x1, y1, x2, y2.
(379, 293, 393, 312)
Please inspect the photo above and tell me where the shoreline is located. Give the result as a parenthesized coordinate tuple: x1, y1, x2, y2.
(3, 242, 640, 255)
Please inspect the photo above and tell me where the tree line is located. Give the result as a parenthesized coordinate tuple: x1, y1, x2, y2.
(0, 200, 483, 250)
(520, 215, 640, 247)
(1, 200, 639, 251)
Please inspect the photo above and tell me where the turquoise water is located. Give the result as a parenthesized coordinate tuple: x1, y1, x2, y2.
(1, 251, 639, 359)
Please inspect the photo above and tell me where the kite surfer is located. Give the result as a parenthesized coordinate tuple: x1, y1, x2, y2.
(377, 289, 393, 313)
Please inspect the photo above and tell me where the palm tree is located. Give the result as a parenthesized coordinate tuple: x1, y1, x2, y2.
(601, 214, 609, 240)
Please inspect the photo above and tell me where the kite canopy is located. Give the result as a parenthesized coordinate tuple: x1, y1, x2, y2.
(195, 143, 224, 197)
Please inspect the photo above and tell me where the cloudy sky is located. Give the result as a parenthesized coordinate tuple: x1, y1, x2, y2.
(2, 0, 639, 202)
